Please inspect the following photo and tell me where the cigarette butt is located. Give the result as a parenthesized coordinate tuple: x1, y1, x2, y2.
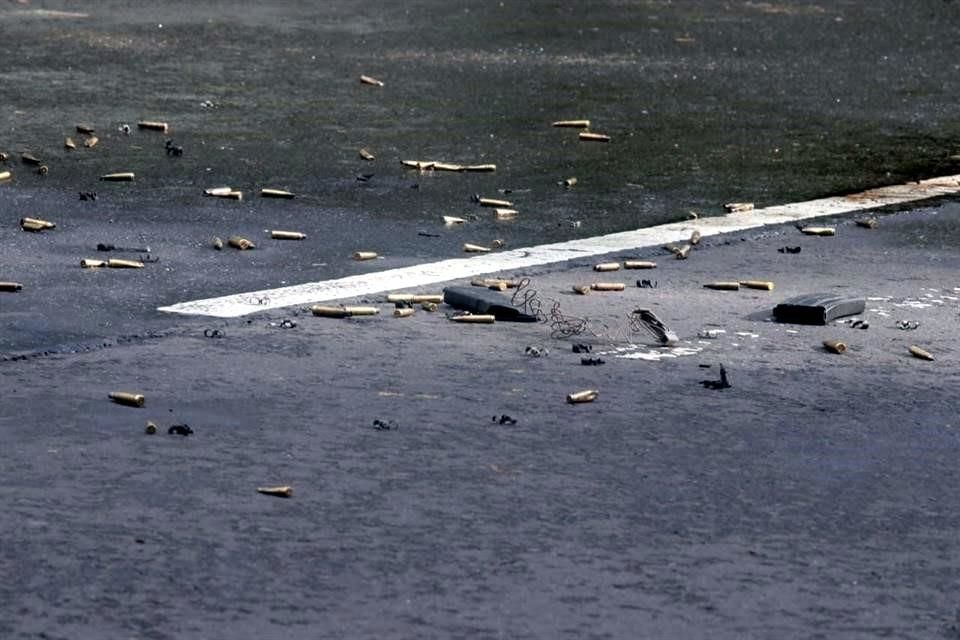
(573, 284, 591, 295)
(270, 230, 306, 240)
(450, 314, 496, 323)
(739, 280, 775, 291)
(591, 282, 625, 291)
(463, 243, 491, 253)
(100, 172, 135, 181)
(20, 217, 56, 231)
(823, 339, 847, 354)
(394, 307, 415, 318)
(478, 197, 513, 208)
(76, 124, 95, 134)
(623, 260, 657, 269)
(800, 226, 835, 236)
(138, 121, 169, 133)
(353, 251, 378, 261)
(690, 230, 702, 245)
(386, 293, 444, 303)
(0, 281, 23, 292)
(909, 345, 934, 361)
(109, 391, 145, 407)
(257, 486, 293, 498)
(724, 202, 754, 213)
(567, 389, 598, 404)
(260, 188, 295, 199)
(81, 258, 107, 268)
(360, 74, 384, 86)
(856, 218, 878, 229)
(21, 153, 41, 166)
(552, 119, 591, 128)
(212, 237, 224, 250)
(83, 136, 99, 148)
(402, 160, 435, 170)
(579, 132, 610, 142)
(64, 137, 76, 150)
(703, 282, 741, 291)
(443, 215, 466, 225)
(560, 177, 578, 187)
(145, 421, 158, 434)
(228, 236, 255, 250)
(359, 148, 375, 161)
(594, 262, 621, 272)
(204, 186, 234, 197)
(311, 305, 380, 318)
(433, 162, 464, 172)
(107, 258, 144, 269)
(421, 301, 438, 312)
(463, 164, 496, 172)
(0, 170, 10, 181)
(494, 208, 518, 219)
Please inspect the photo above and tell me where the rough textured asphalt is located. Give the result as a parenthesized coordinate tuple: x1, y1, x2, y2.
(3, 1, 960, 638)
(4, 202, 960, 639)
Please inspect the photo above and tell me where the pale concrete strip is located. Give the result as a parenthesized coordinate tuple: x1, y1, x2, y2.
(159, 174, 960, 318)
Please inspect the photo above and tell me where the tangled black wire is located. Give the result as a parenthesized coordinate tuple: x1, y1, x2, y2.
(511, 278, 593, 338)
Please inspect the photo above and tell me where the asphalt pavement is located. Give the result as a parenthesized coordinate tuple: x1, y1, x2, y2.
(2, 1, 960, 639)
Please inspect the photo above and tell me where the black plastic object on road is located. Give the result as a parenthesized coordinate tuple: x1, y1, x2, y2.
(701, 364, 731, 390)
(773, 293, 865, 325)
(443, 286, 538, 322)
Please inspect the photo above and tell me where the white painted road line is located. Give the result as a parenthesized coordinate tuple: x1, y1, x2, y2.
(159, 174, 960, 318)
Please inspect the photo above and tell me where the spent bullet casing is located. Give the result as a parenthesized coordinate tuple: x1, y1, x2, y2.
(478, 197, 512, 208)
(100, 172, 135, 181)
(64, 137, 76, 150)
(594, 262, 621, 272)
(552, 119, 591, 128)
(909, 345, 934, 361)
(623, 260, 657, 269)
(801, 226, 835, 236)
(703, 282, 741, 291)
(463, 243, 491, 253)
(257, 486, 293, 498)
(567, 389, 598, 404)
(109, 391, 145, 407)
(360, 74, 384, 86)
(270, 230, 306, 240)
(0, 281, 23, 292)
(20, 217, 56, 231)
(260, 188, 295, 199)
(138, 121, 169, 133)
(352, 251, 378, 261)
(311, 305, 379, 318)
(359, 148, 375, 161)
(84, 136, 99, 148)
(740, 280, 775, 291)
(0, 170, 10, 181)
(823, 340, 847, 354)
(107, 259, 144, 269)
(579, 132, 611, 142)
(591, 282, 625, 291)
(450, 314, 496, 324)
(228, 236, 255, 250)
(393, 308, 415, 318)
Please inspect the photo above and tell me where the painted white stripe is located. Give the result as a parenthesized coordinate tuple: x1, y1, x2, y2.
(159, 174, 960, 318)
